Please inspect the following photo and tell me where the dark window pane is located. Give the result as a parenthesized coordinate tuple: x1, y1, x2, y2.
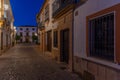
(32, 28, 35, 31)
(54, 31, 58, 47)
(89, 13, 114, 61)
(20, 28, 23, 30)
(26, 28, 29, 30)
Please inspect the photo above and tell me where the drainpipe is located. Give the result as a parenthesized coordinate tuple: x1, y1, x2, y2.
(71, 2, 75, 72)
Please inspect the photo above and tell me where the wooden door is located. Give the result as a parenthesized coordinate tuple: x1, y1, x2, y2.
(1, 32, 3, 50)
(6, 34, 8, 47)
(47, 31, 52, 52)
(60, 29, 69, 63)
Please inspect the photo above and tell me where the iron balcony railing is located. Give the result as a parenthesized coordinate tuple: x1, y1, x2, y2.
(38, 22, 45, 30)
(45, 14, 49, 21)
(45, 5, 49, 21)
(52, 0, 75, 17)
(0, 16, 5, 22)
(6, 20, 11, 27)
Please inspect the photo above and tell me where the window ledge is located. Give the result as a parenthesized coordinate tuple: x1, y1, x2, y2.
(81, 57, 120, 70)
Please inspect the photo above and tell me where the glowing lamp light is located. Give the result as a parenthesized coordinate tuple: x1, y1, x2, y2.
(14, 26, 16, 29)
(4, 4, 9, 10)
(35, 33, 38, 36)
(14, 26, 17, 32)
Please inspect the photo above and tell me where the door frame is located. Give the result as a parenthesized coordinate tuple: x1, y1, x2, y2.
(60, 29, 69, 63)
(47, 30, 52, 52)
(1, 32, 3, 50)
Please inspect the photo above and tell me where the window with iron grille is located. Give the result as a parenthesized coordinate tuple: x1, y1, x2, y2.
(89, 12, 114, 61)
(54, 31, 58, 47)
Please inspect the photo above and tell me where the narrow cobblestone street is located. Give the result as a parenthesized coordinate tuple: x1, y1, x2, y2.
(0, 44, 81, 80)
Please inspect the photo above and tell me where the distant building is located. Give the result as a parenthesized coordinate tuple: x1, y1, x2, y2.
(16, 26, 37, 43)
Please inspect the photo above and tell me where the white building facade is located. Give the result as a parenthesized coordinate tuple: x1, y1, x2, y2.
(17, 26, 37, 43)
(74, 0, 120, 80)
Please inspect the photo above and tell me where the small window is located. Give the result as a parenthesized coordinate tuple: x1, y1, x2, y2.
(54, 31, 58, 47)
(20, 28, 23, 31)
(75, 11, 78, 16)
(32, 28, 35, 31)
(88, 12, 114, 61)
(26, 28, 29, 30)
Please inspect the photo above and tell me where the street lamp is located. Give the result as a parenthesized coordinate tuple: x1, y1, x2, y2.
(14, 26, 16, 30)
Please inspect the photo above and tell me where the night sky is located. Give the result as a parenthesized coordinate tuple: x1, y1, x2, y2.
(10, 0, 44, 27)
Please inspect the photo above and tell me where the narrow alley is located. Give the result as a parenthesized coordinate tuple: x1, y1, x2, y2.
(0, 0, 120, 80)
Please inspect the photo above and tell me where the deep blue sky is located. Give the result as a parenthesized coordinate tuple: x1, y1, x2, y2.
(10, 0, 44, 27)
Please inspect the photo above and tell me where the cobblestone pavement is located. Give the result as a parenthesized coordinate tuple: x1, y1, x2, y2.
(0, 44, 81, 80)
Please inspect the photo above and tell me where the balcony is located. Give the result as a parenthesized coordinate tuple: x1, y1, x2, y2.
(45, 14, 49, 21)
(0, 17, 5, 27)
(52, 0, 75, 18)
(1, 18, 11, 30)
(45, 5, 49, 21)
(6, 20, 11, 27)
(38, 22, 45, 31)
(0, 15, 7, 23)
(0, 17, 5, 22)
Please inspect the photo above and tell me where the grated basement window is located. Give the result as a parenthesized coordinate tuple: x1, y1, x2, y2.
(89, 13, 114, 61)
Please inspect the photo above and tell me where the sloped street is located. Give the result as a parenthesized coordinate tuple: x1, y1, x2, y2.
(0, 44, 81, 80)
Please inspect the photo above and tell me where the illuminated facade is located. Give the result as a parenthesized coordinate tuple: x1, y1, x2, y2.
(0, 0, 14, 53)
(37, 0, 77, 71)
(37, 0, 53, 54)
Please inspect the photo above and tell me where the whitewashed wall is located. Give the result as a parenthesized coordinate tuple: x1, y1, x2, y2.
(74, 0, 120, 58)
